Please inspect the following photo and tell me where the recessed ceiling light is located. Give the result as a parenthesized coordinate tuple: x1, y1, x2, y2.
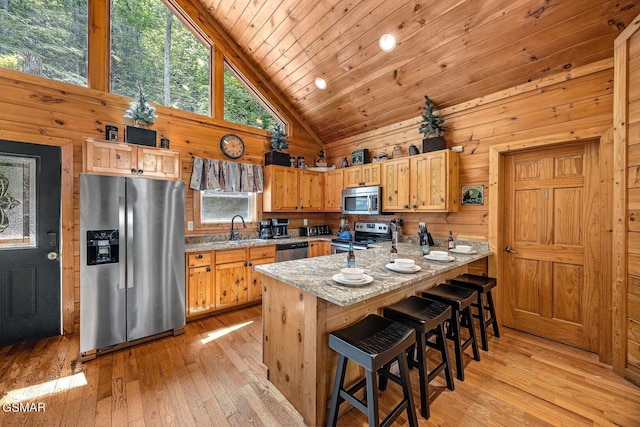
(315, 77, 327, 90)
(379, 34, 396, 52)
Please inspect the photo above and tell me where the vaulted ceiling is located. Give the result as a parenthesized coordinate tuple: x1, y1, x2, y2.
(199, 0, 638, 143)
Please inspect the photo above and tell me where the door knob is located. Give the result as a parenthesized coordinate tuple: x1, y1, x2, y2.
(505, 246, 518, 254)
(47, 252, 59, 261)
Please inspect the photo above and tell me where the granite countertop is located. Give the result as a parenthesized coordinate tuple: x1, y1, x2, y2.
(254, 241, 491, 307)
(185, 236, 332, 253)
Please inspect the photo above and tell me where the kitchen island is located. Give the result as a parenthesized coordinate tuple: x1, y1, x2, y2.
(255, 241, 491, 426)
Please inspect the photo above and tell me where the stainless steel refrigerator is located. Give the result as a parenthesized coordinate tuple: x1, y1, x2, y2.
(79, 174, 185, 356)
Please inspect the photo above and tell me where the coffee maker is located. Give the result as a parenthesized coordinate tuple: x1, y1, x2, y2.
(271, 218, 290, 238)
(258, 220, 273, 239)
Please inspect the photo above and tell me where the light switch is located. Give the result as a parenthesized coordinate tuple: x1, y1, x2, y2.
(187, 221, 194, 231)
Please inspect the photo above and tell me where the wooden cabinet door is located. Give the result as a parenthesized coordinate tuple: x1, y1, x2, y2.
(84, 140, 137, 175)
(299, 169, 323, 211)
(187, 265, 212, 316)
(309, 241, 331, 257)
(216, 261, 247, 309)
(263, 165, 299, 211)
(248, 257, 274, 302)
(381, 158, 410, 211)
(411, 151, 449, 211)
(344, 166, 362, 187)
(361, 163, 380, 185)
(324, 169, 344, 211)
(137, 147, 180, 179)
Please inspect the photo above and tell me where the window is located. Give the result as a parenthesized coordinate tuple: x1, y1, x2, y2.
(0, 0, 88, 85)
(200, 192, 257, 224)
(224, 60, 284, 131)
(110, 0, 210, 115)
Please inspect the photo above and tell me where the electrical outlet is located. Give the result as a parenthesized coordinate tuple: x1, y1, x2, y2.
(187, 221, 194, 231)
(303, 218, 308, 226)
(451, 145, 463, 152)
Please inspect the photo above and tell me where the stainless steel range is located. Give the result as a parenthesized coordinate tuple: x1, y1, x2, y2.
(330, 221, 392, 254)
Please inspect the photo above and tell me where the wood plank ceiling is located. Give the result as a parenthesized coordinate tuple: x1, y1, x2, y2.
(199, 0, 638, 144)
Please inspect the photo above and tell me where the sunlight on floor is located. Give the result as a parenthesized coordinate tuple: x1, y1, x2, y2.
(0, 372, 87, 404)
(200, 320, 253, 344)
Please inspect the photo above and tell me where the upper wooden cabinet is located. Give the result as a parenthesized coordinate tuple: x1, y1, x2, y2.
(344, 163, 380, 188)
(83, 138, 180, 179)
(324, 168, 344, 212)
(263, 165, 324, 212)
(381, 150, 459, 212)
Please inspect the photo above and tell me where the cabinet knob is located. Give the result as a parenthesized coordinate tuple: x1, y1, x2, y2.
(130, 168, 137, 174)
(248, 262, 253, 266)
(244, 262, 248, 267)
(138, 169, 143, 174)
(206, 267, 211, 272)
(404, 205, 409, 209)
(413, 204, 417, 209)
(197, 254, 203, 259)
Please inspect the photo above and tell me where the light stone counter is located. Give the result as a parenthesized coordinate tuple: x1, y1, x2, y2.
(184, 236, 331, 252)
(255, 241, 491, 306)
(258, 239, 490, 426)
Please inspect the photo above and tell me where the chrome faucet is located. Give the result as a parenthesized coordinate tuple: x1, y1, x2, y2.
(230, 215, 247, 240)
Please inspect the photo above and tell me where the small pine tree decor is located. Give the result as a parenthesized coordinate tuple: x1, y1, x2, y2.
(270, 124, 289, 151)
(418, 96, 446, 137)
(124, 83, 157, 126)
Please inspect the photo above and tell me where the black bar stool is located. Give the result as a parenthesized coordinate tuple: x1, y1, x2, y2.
(449, 274, 500, 351)
(382, 296, 454, 419)
(422, 284, 480, 381)
(327, 314, 418, 427)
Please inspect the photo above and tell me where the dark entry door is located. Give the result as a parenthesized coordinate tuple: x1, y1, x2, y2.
(0, 140, 61, 346)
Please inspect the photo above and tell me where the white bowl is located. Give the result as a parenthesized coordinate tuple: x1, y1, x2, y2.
(429, 251, 449, 259)
(455, 245, 473, 253)
(395, 258, 415, 269)
(341, 267, 364, 281)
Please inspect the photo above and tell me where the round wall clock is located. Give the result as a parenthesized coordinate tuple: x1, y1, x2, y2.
(220, 134, 245, 159)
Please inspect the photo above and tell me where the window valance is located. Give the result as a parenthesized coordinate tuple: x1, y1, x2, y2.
(190, 157, 263, 193)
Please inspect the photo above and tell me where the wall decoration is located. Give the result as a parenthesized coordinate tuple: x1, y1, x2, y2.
(461, 184, 484, 206)
(0, 155, 36, 248)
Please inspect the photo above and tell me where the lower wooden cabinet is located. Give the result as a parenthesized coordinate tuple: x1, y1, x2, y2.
(186, 245, 276, 320)
(187, 252, 214, 317)
(309, 240, 331, 257)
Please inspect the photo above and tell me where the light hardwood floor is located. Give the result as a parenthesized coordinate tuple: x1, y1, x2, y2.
(1, 305, 639, 426)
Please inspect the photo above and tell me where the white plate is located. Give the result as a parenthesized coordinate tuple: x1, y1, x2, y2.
(332, 273, 374, 286)
(449, 248, 478, 255)
(386, 264, 422, 274)
(424, 254, 456, 262)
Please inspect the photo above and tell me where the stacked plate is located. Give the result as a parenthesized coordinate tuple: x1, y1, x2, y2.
(424, 250, 455, 262)
(386, 258, 421, 273)
(332, 268, 373, 286)
(449, 244, 478, 255)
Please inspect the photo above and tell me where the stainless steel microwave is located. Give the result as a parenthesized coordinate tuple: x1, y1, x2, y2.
(341, 186, 381, 215)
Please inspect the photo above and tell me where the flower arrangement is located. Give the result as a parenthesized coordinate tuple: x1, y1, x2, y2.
(124, 83, 157, 126)
(418, 96, 446, 138)
(270, 124, 288, 150)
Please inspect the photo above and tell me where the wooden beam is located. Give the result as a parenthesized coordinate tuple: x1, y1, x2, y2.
(87, 0, 110, 92)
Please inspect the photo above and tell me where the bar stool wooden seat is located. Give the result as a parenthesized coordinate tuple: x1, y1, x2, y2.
(422, 284, 480, 381)
(382, 296, 454, 419)
(327, 314, 418, 427)
(449, 273, 500, 351)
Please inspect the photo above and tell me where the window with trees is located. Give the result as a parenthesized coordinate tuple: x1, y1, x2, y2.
(110, 0, 210, 115)
(224, 60, 284, 131)
(200, 191, 257, 224)
(0, 0, 88, 85)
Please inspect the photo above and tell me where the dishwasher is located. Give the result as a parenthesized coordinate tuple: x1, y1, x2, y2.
(275, 241, 309, 261)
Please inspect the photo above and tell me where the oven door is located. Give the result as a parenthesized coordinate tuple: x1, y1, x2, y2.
(331, 243, 367, 254)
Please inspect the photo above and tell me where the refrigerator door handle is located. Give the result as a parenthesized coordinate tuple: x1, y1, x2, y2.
(118, 196, 126, 290)
(126, 196, 134, 289)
